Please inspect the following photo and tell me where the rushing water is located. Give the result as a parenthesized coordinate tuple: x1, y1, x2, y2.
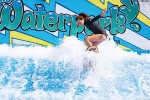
(0, 37, 150, 100)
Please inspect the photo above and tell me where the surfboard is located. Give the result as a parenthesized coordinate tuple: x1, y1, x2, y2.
(83, 46, 98, 71)
(86, 46, 99, 53)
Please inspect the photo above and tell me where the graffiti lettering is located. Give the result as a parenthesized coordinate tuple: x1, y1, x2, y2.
(110, 6, 126, 35)
(0, 0, 23, 30)
(0, 0, 72, 32)
(0, 0, 141, 36)
(120, 0, 140, 31)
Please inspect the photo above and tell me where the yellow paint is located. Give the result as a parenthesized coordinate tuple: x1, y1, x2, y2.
(64, 35, 68, 39)
(10, 31, 53, 46)
(118, 44, 131, 50)
(137, 13, 150, 26)
(88, 0, 121, 9)
(45, 0, 50, 4)
(88, 0, 150, 27)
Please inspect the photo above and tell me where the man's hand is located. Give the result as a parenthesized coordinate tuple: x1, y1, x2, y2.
(100, 8, 107, 16)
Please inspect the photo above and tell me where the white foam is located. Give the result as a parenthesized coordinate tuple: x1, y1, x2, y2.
(0, 36, 149, 99)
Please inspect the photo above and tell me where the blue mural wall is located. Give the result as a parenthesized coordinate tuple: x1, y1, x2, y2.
(0, 0, 149, 51)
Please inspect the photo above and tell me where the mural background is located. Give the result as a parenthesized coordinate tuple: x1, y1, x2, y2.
(0, 0, 149, 52)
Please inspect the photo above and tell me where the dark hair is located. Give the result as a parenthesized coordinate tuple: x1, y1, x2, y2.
(76, 13, 89, 21)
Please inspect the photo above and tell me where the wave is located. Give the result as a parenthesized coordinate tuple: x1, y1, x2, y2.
(0, 37, 150, 100)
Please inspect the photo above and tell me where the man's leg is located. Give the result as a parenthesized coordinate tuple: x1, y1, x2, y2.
(84, 34, 106, 47)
